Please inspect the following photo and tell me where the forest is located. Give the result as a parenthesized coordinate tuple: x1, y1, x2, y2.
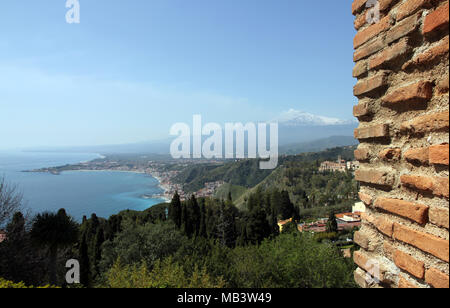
(0, 147, 359, 288)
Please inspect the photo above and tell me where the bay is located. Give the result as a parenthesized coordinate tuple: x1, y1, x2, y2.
(0, 151, 166, 222)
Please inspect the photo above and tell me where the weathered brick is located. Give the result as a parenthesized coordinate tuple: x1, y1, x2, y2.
(383, 241, 396, 259)
(355, 124, 389, 139)
(423, 2, 450, 36)
(369, 38, 411, 69)
(374, 197, 429, 224)
(437, 74, 449, 93)
(429, 144, 449, 165)
(379, 0, 395, 11)
(378, 148, 401, 160)
(394, 249, 425, 279)
(355, 147, 370, 161)
(353, 60, 368, 77)
(354, 16, 392, 49)
(354, 38, 386, 61)
(354, 250, 386, 281)
(401, 174, 449, 198)
(385, 13, 420, 44)
(354, 13, 367, 30)
(354, 267, 369, 288)
(354, 231, 370, 249)
(359, 192, 373, 205)
(396, 0, 433, 21)
(354, 73, 388, 96)
(401, 111, 450, 134)
(352, 0, 367, 15)
(404, 147, 429, 164)
(356, 168, 394, 186)
(429, 207, 449, 229)
(425, 267, 450, 288)
(393, 223, 450, 262)
(398, 276, 418, 288)
(362, 212, 395, 237)
(403, 36, 449, 69)
(382, 81, 433, 106)
(353, 103, 371, 118)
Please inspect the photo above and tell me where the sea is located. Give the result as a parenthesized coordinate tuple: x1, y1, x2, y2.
(0, 151, 166, 222)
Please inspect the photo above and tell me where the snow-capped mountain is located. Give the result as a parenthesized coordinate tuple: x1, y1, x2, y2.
(275, 109, 356, 126)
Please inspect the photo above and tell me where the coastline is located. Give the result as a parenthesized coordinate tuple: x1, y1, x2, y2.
(26, 152, 172, 205)
(66, 169, 171, 203)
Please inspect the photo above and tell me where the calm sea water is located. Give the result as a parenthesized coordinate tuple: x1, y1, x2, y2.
(0, 152, 165, 221)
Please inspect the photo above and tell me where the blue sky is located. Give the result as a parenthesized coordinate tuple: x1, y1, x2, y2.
(0, 0, 357, 149)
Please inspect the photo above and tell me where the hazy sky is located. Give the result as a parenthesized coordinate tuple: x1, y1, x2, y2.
(0, 0, 357, 149)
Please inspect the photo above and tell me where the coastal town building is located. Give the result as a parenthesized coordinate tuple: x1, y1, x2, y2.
(319, 156, 360, 173)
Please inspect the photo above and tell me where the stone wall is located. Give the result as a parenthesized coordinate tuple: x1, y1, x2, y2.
(351, 0, 449, 288)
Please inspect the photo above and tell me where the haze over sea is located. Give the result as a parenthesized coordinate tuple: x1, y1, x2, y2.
(0, 152, 165, 221)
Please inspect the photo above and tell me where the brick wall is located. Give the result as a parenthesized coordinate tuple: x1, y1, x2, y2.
(352, 0, 449, 288)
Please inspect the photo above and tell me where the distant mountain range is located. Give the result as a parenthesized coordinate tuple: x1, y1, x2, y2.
(275, 109, 356, 126)
(24, 110, 358, 155)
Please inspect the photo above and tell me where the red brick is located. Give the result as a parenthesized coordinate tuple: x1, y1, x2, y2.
(378, 148, 401, 160)
(359, 192, 373, 206)
(354, 16, 392, 49)
(379, 0, 395, 11)
(385, 13, 420, 44)
(374, 197, 429, 224)
(355, 124, 389, 139)
(404, 147, 429, 164)
(352, 0, 368, 15)
(369, 38, 411, 69)
(401, 111, 450, 134)
(429, 144, 449, 165)
(354, 38, 386, 61)
(356, 169, 394, 186)
(393, 223, 449, 262)
(398, 276, 418, 288)
(396, 0, 433, 21)
(403, 36, 449, 69)
(423, 2, 450, 36)
(425, 267, 450, 288)
(401, 174, 449, 198)
(394, 249, 425, 279)
(354, 73, 388, 96)
(429, 207, 449, 229)
(382, 81, 433, 106)
(353, 103, 371, 118)
(354, 13, 367, 30)
(362, 212, 395, 237)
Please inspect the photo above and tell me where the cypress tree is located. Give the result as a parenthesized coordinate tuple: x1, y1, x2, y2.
(169, 192, 182, 228)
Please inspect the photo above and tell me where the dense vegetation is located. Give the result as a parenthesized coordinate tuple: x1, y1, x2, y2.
(0, 147, 359, 288)
(0, 193, 357, 288)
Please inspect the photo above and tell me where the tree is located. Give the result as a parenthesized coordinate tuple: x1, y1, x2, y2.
(326, 211, 338, 233)
(168, 192, 182, 228)
(78, 233, 90, 286)
(30, 209, 79, 285)
(0, 177, 23, 228)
